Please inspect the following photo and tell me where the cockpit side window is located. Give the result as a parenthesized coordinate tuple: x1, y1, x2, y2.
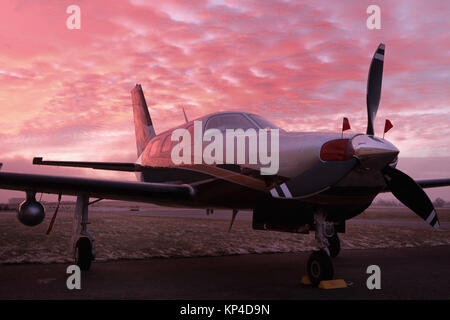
(205, 114, 257, 132)
(149, 138, 161, 156)
(161, 135, 172, 153)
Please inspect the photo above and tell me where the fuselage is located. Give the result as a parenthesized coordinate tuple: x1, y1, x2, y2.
(134, 111, 399, 220)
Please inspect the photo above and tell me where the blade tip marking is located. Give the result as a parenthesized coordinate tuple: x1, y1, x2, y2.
(426, 209, 437, 225)
(374, 53, 384, 61)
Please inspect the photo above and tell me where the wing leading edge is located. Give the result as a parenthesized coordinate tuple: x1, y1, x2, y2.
(415, 179, 450, 189)
(0, 172, 195, 204)
(382, 178, 450, 192)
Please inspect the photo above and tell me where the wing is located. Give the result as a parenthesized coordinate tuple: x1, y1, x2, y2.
(415, 178, 450, 189)
(32, 157, 270, 190)
(0, 172, 194, 204)
(382, 178, 450, 192)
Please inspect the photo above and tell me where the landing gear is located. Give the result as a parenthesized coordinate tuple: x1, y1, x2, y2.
(71, 195, 96, 271)
(75, 237, 93, 271)
(307, 250, 334, 286)
(306, 211, 335, 285)
(327, 233, 341, 258)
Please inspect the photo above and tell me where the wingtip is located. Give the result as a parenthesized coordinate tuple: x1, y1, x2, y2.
(32, 157, 43, 165)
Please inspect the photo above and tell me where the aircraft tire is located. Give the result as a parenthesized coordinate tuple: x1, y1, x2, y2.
(327, 233, 341, 258)
(75, 237, 92, 271)
(307, 250, 334, 286)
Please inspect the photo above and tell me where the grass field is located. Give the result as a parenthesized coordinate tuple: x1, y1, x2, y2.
(1, 206, 449, 264)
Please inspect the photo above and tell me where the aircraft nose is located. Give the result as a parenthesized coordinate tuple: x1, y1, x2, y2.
(352, 135, 399, 170)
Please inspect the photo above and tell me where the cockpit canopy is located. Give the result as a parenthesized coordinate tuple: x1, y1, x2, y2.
(204, 112, 283, 132)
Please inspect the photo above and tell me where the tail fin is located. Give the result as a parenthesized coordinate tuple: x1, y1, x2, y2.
(131, 84, 156, 156)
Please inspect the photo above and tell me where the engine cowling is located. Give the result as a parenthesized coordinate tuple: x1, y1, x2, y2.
(17, 200, 45, 226)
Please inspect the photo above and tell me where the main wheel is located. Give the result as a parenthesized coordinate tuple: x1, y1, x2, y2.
(327, 233, 341, 258)
(75, 237, 93, 271)
(307, 250, 334, 286)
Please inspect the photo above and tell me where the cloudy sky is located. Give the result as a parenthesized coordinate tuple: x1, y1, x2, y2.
(0, 0, 449, 201)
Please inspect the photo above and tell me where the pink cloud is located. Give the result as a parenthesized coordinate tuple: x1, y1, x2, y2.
(0, 0, 448, 186)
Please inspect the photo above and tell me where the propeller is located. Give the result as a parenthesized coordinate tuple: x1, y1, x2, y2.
(366, 43, 385, 135)
(383, 167, 440, 229)
(271, 44, 386, 198)
(270, 42, 442, 231)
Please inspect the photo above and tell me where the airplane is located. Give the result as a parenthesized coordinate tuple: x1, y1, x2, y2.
(1, 43, 449, 285)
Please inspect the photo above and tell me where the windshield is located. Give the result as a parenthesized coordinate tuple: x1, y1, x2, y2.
(205, 114, 257, 131)
(248, 114, 283, 132)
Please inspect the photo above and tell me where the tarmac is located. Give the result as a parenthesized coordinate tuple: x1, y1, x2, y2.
(1, 246, 449, 300)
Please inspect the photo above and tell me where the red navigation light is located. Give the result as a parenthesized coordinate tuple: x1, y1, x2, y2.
(320, 139, 353, 161)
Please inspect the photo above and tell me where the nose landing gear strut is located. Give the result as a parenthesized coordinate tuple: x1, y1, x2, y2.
(306, 211, 340, 286)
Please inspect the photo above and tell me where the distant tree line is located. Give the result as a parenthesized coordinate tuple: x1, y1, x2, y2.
(373, 197, 449, 207)
(433, 198, 447, 208)
(0, 203, 13, 211)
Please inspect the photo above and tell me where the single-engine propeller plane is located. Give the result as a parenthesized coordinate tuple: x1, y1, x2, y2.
(1, 43, 449, 284)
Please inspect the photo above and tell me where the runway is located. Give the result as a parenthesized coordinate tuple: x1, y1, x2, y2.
(1, 246, 449, 300)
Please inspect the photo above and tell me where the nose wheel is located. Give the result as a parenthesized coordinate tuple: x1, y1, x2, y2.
(305, 211, 338, 285)
(307, 249, 334, 286)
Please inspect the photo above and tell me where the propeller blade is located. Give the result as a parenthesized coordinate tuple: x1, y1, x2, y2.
(383, 167, 440, 229)
(271, 159, 358, 199)
(366, 43, 385, 135)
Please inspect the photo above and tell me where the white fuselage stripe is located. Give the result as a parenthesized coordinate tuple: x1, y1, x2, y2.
(270, 188, 279, 198)
(280, 183, 293, 198)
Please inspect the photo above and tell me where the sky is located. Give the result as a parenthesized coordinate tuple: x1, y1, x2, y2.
(0, 0, 449, 202)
